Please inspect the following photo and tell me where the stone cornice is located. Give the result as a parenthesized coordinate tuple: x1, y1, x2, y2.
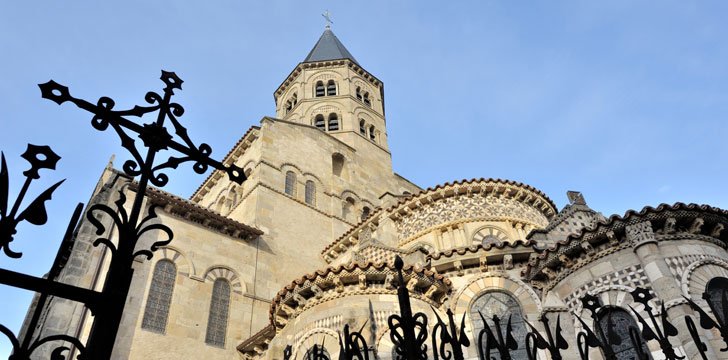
(269, 261, 451, 330)
(129, 183, 263, 240)
(524, 203, 728, 286)
(190, 125, 260, 201)
(274, 59, 382, 103)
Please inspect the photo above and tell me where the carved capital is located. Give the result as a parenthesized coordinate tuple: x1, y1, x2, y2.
(606, 230, 619, 246)
(425, 285, 438, 298)
(542, 267, 557, 280)
(689, 218, 704, 234)
(385, 273, 396, 290)
(503, 254, 514, 270)
(712, 223, 725, 238)
(333, 277, 345, 293)
(310, 284, 324, 299)
(406, 277, 418, 291)
(625, 221, 655, 247)
(580, 241, 595, 255)
(454, 260, 464, 276)
(358, 274, 367, 290)
(479, 255, 488, 272)
(292, 293, 307, 306)
(558, 254, 574, 268)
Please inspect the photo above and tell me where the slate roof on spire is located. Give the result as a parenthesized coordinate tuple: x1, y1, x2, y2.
(303, 28, 359, 65)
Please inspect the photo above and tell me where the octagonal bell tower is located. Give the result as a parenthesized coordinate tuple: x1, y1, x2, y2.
(274, 25, 389, 153)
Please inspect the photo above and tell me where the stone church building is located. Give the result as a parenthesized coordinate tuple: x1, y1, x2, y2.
(22, 26, 728, 360)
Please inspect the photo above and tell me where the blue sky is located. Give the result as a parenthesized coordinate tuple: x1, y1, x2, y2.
(1, 1, 728, 356)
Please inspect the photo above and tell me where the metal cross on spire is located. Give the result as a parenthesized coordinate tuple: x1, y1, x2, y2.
(322, 10, 333, 29)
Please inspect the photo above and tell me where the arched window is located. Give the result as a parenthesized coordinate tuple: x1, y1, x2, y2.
(292, 93, 298, 106)
(205, 279, 231, 348)
(332, 153, 344, 177)
(315, 81, 325, 97)
(305, 180, 316, 205)
(327, 80, 337, 96)
(285, 171, 296, 196)
(314, 114, 326, 131)
(363, 92, 371, 107)
(359, 120, 366, 136)
(469, 291, 527, 360)
(356, 86, 362, 100)
(141, 260, 177, 333)
(706, 277, 728, 323)
(596, 307, 651, 359)
(369, 126, 376, 141)
(361, 206, 370, 221)
(328, 113, 339, 131)
(285, 100, 292, 114)
(343, 197, 355, 221)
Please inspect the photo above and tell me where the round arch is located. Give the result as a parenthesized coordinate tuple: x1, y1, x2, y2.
(157, 246, 193, 277)
(202, 265, 245, 295)
(293, 328, 340, 360)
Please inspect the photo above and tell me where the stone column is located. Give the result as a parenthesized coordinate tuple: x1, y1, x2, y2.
(627, 221, 717, 358)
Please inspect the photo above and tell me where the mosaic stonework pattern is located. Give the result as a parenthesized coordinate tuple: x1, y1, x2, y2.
(665, 254, 724, 280)
(356, 245, 402, 264)
(395, 195, 549, 241)
(293, 315, 344, 345)
(563, 264, 652, 312)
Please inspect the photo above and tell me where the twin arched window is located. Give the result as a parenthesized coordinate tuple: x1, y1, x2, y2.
(284, 93, 298, 114)
(355, 87, 371, 107)
(285, 171, 296, 196)
(359, 120, 366, 136)
(316, 81, 337, 97)
(369, 125, 376, 141)
(305, 180, 316, 205)
(313, 113, 339, 132)
(205, 279, 231, 347)
(141, 260, 177, 333)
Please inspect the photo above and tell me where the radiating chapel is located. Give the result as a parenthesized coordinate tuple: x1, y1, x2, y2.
(22, 25, 728, 360)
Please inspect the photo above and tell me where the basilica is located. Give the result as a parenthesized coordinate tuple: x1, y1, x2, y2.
(21, 26, 728, 360)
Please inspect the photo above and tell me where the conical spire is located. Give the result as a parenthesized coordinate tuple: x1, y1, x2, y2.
(303, 28, 359, 65)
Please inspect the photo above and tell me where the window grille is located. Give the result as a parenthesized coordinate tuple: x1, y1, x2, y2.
(314, 115, 326, 131)
(205, 279, 231, 348)
(359, 120, 366, 136)
(327, 80, 337, 96)
(597, 307, 652, 359)
(328, 113, 339, 131)
(315, 81, 325, 97)
(305, 180, 315, 205)
(285, 171, 296, 196)
(141, 260, 177, 333)
(469, 291, 527, 360)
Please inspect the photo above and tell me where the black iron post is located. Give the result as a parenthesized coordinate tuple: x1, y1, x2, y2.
(388, 255, 428, 360)
(37, 71, 246, 359)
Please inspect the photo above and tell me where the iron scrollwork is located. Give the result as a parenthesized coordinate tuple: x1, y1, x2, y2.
(337, 322, 370, 360)
(430, 308, 469, 360)
(628, 287, 683, 360)
(0, 144, 63, 259)
(32, 71, 247, 359)
(524, 314, 568, 360)
(477, 313, 517, 360)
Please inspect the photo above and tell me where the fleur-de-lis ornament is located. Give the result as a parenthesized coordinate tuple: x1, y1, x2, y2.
(0, 144, 63, 258)
(628, 287, 683, 360)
